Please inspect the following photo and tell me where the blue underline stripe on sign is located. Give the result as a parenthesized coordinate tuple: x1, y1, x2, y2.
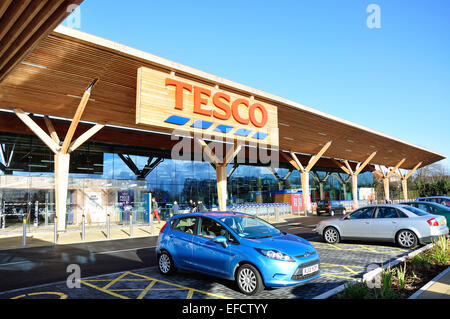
(253, 132, 268, 140)
(190, 120, 214, 130)
(234, 128, 252, 137)
(214, 124, 234, 133)
(164, 115, 190, 125)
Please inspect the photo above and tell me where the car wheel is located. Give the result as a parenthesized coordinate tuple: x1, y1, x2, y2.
(323, 227, 340, 244)
(158, 251, 176, 275)
(396, 230, 418, 248)
(236, 264, 264, 296)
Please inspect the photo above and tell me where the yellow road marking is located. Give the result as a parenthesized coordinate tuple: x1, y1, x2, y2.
(127, 271, 231, 299)
(81, 280, 129, 299)
(186, 289, 194, 299)
(137, 280, 157, 299)
(11, 292, 68, 299)
(80, 271, 230, 300)
(322, 274, 358, 281)
(102, 271, 130, 290)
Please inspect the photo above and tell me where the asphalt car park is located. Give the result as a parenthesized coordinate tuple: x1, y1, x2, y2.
(0, 215, 417, 299)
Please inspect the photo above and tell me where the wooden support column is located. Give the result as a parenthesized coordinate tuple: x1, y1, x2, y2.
(377, 158, 406, 202)
(332, 173, 351, 200)
(13, 79, 101, 232)
(281, 141, 332, 216)
(394, 162, 422, 200)
(267, 167, 293, 191)
(216, 164, 228, 211)
(54, 153, 70, 232)
(310, 171, 331, 201)
(331, 151, 377, 209)
(195, 138, 242, 211)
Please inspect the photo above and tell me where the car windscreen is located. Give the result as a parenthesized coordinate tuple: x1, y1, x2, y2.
(219, 215, 281, 239)
(402, 206, 431, 217)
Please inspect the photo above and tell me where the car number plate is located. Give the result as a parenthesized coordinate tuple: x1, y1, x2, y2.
(319, 210, 326, 213)
(302, 264, 319, 275)
(440, 219, 446, 226)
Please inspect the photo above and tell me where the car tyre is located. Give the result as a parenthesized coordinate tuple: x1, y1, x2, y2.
(323, 227, 340, 244)
(236, 264, 264, 296)
(158, 251, 176, 275)
(396, 230, 418, 249)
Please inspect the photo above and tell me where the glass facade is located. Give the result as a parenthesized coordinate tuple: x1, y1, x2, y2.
(0, 132, 374, 228)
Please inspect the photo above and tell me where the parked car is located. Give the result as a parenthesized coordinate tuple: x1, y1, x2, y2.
(416, 196, 450, 208)
(402, 201, 450, 228)
(314, 204, 448, 248)
(316, 200, 346, 216)
(156, 212, 320, 295)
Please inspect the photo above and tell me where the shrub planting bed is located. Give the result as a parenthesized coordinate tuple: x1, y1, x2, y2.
(334, 236, 449, 299)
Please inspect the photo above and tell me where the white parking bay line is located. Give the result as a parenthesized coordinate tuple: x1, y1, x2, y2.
(94, 246, 156, 255)
(0, 261, 31, 267)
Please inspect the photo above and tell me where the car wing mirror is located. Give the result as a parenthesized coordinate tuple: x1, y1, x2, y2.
(213, 236, 228, 248)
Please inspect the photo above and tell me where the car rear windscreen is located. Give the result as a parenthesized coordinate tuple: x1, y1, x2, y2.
(402, 206, 431, 216)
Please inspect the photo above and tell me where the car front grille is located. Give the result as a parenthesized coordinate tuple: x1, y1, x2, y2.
(291, 260, 320, 281)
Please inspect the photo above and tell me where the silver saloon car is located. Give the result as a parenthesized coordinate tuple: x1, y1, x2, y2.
(315, 205, 448, 248)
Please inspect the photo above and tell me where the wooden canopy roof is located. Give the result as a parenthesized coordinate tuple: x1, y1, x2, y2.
(0, 0, 84, 83)
(0, 25, 445, 170)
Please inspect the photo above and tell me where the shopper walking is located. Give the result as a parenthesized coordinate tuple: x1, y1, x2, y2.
(172, 201, 180, 216)
(151, 197, 161, 224)
(189, 199, 197, 213)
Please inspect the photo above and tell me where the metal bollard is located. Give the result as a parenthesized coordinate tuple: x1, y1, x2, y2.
(1, 214, 5, 229)
(150, 212, 154, 236)
(107, 213, 111, 239)
(54, 216, 58, 244)
(81, 214, 85, 241)
(275, 205, 280, 222)
(34, 201, 39, 227)
(129, 212, 133, 238)
(22, 218, 27, 246)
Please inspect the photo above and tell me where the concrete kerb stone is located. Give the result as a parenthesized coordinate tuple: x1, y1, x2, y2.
(313, 243, 436, 299)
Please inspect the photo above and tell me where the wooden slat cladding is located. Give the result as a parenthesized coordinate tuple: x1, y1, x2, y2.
(0, 0, 84, 82)
(0, 25, 445, 170)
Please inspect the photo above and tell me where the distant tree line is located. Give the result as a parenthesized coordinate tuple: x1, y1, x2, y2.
(412, 163, 449, 197)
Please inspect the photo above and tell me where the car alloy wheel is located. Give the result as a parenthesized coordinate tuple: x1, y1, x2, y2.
(397, 230, 417, 248)
(158, 252, 174, 275)
(324, 227, 340, 244)
(236, 264, 263, 295)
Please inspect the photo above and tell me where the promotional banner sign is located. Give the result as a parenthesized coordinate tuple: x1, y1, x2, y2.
(136, 67, 279, 147)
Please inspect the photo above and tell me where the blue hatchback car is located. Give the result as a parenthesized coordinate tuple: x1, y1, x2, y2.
(156, 211, 320, 295)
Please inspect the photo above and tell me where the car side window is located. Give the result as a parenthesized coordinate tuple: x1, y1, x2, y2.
(349, 207, 375, 219)
(418, 203, 433, 213)
(198, 217, 236, 243)
(172, 217, 197, 235)
(375, 207, 399, 218)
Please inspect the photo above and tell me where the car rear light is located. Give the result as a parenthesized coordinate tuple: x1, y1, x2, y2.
(426, 218, 439, 227)
(328, 205, 331, 210)
(160, 223, 167, 234)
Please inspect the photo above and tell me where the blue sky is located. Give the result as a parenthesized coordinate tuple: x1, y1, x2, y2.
(64, 0, 450, 169)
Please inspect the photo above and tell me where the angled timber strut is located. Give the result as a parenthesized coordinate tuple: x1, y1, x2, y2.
(13, 79, 104, 232)
(267, 167, 293, 191)
(118, 154, 164, 180)
(194, 138, 243, 211)
(331, 151, 377, 209)
(280, 140, 332, 215)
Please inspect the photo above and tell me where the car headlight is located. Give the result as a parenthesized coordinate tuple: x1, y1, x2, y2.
(255, 248, 295, 262)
